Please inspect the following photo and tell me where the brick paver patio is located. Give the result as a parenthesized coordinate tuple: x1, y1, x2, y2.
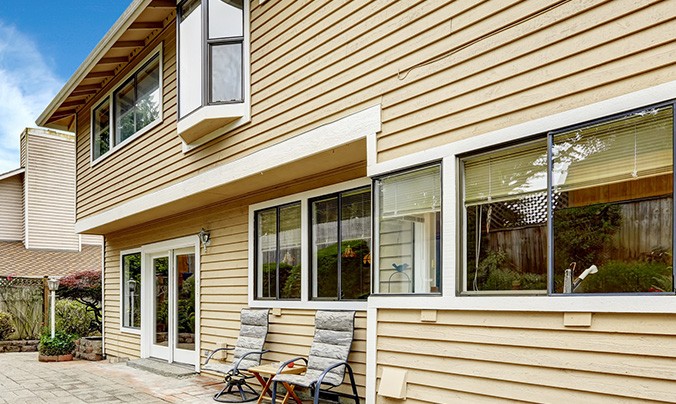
(0, 352, 223, 403)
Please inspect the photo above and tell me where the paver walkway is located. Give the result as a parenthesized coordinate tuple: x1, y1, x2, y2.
(0, 352, 223, 403)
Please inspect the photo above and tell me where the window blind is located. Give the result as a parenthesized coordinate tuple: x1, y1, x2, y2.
(379, 165, 441, 217)
(553, 106, 673, 192)
(464, 139, 547, 206)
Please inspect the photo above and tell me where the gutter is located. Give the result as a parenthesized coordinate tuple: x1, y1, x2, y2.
(0, 168, 25, 181)
(35, 0, 151, 128)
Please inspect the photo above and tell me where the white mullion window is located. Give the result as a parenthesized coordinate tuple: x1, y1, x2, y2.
(91, 47, 163, 164)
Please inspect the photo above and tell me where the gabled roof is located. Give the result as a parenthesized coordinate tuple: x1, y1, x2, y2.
(36, 0, 175, 131)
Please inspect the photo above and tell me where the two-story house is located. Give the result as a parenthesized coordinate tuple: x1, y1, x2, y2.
(37, 0, 676, 401)
(0, 128, 102, 278)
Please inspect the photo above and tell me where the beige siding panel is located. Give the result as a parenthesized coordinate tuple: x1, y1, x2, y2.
(25, 133, 78, 250)
(80, 234, 103, 245)
(377, 0, 675, 161)
(73, 1, 676, 220)
(376, 310, 676, 402)
(101, 168, 367, 398)
(0, 175, 23, 241)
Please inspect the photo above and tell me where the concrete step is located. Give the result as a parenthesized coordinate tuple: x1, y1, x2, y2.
(126, 358, 197, 379)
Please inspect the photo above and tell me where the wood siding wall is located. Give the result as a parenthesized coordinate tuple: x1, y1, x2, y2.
(25, 133, 78, 250)
(103, 167, 367, 398)
(376, 309, 676, 403)
(0, 175, 23, 241)
(74, 0, 675, 222)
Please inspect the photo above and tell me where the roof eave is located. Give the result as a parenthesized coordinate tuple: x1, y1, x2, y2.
(36, 0, 153, 128)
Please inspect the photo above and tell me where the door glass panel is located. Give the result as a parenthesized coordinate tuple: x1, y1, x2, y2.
(153, 256, 169, 346)
(175, 253, 196, 351)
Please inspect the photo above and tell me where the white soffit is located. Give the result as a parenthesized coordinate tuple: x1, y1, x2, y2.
(75, 104, 382, 233)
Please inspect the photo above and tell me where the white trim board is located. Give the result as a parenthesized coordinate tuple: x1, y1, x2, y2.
(75, 104, 381, 233)
(367, 80, 676, 177)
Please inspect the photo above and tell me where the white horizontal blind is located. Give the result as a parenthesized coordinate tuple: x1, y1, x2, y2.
(379, 165, 441, 217)
(553, 106, 673, 192)
(464, 139, 547, 206)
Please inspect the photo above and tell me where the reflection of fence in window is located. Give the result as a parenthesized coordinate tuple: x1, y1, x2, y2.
(0, 277, 44, 340)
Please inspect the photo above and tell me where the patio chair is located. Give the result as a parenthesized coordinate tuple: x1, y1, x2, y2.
(271, 310, 359, 404)
(203, 308, 270, 402)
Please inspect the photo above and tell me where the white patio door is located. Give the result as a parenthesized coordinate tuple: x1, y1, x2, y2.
(143, 237, 200, 368)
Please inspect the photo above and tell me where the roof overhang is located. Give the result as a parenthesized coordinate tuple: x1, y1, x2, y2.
(36, 0, 176, 131)
(0, 168, 25, 182)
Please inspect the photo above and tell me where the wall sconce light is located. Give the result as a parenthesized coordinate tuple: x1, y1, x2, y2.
(199, 228, 211, 253)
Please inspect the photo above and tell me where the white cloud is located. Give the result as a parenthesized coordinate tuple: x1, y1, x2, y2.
(0, 21, 63, 174)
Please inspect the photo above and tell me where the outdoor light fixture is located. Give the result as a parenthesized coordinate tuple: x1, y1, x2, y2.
(199, 228, 211, 253)
(47, 276, 60, 339)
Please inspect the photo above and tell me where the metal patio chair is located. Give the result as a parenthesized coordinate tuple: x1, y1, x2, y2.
(271, 310, 359, 404)
(203, 308, 270, 402)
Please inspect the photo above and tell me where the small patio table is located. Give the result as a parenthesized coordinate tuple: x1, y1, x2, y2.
(247, 362, 306, 404)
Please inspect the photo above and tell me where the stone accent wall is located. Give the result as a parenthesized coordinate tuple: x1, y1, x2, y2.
(0, 340, 38, 353)
(74, 337, 103, 361)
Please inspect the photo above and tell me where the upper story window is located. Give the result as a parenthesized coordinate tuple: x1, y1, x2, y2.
(462, 103, 675, 295)
(177, 0, 249, 147)
(374, 164, 442, 295)
(91, 51, 162, 163)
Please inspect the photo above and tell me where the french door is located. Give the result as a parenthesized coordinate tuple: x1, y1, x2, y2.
(143, 238, 199, 367)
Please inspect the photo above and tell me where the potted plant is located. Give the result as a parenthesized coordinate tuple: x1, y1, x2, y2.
(38, 331, 76, 362)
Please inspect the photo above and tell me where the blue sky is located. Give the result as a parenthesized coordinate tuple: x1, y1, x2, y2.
(0, 2, 131, 173)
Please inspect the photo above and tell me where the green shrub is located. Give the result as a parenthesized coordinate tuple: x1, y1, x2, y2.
(579, 260, 672, 293)
(55, 299, 95, 338)
(0, 311, 15, 340)
(39, 331, 75, 356)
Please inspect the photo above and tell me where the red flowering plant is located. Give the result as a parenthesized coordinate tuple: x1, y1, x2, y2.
(56, 270, 102, 333)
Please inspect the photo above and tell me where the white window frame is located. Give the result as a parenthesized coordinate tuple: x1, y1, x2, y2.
(248, 178, 371, 310)
(364, 80, 676, 314)
(119, 248, 142, 335)
(90, 44, 164, 166)
(176, 0, 251, 152)
(139, 235, 201, 372)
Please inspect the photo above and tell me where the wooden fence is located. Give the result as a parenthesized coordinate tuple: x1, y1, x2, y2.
(0, 277, 46, 340)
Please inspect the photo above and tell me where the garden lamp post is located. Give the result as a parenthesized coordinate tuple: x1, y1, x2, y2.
(47, 277, 60, 338)
(128, 279, 137, 326)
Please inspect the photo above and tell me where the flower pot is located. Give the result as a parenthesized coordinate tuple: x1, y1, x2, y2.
(38, 353, 73, 362)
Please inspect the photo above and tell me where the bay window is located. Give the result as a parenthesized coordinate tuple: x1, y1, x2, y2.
(177, 0, 249, 146)
(462, 103, 675, 295)
(374, 164, 441, 294)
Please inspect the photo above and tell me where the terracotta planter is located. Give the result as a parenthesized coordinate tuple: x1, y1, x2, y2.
(38, 353, 73, 362)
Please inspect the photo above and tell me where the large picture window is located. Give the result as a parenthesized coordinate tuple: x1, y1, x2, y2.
(92, 52, 162, 162)
(311, 187, 371, 300)
(374, 164, 441, 294)
(122, 252, 141, 330)
(462, 104, 675, 294)
(255, 203, 301, 300)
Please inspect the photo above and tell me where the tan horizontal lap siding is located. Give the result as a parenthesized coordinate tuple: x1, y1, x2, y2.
(26, 133, 78, 250)
(377, 0, 676, 161)
(74, 0, 675, 219)
(0, 175, 23, 241)
(375, 309, 676, 403)
(102, 166, 367, 398)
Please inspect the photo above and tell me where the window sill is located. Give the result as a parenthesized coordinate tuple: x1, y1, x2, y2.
(178, 103, 249, 151)
(120, 327, 141, 335)
(248, 299, 367, 311)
